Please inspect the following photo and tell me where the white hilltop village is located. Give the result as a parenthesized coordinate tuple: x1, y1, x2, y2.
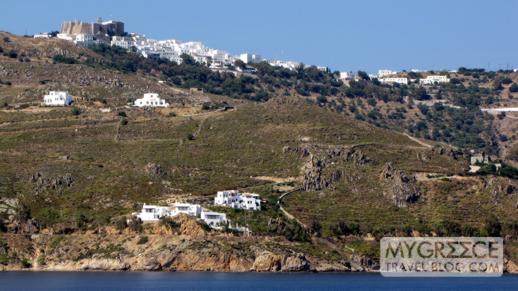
(34, 17, 466, 95)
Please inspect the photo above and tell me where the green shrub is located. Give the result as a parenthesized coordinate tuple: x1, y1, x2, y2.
(71, 107, 81, 116)
(137, 236, 148, 245)
(20, 258, 32, 268)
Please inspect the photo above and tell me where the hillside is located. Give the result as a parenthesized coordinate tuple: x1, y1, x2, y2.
(1, 32, 518, 272)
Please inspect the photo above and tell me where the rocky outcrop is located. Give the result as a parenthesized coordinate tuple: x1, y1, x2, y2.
(380, 162, 420, 207)
(144, 163, 166, 178)
(30, 172, 73, 194)
(285, 144, 369, 191)
(252, 251, 310, 272)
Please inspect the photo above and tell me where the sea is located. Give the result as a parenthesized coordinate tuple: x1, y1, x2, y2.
(0, 272, 517, 291)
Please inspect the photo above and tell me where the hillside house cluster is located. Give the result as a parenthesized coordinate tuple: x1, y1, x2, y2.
(43, 91, 73, 106)
(136, 203, 226, 229)
(214, 190, 261, 211)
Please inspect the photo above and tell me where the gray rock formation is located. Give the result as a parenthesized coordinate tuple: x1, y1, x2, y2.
(380, 162, 420, 207)
(30, 172, 73, 194)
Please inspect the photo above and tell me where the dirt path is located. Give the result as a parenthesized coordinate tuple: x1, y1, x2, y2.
(404, 133, 433, 148)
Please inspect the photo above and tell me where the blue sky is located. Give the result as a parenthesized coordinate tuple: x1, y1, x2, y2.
(1, 0, 517, 72)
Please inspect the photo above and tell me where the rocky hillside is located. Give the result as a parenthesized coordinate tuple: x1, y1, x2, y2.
(1, 32, 518, 272)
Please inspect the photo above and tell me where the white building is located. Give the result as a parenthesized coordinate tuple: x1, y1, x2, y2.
(136, 204, 171, 222)
(56, 33, 74, 41)
(34, 33, 50, 39)
(379, 77, 408, 85)
(111, 36, 134, 49)
(200, 211, 227, 228)
(214, 190, 261, 211)
(172, 203, 201, 217)
(419, 75, 450, 85)
(134, 93, 170, 107)
(43, 91, 73, 106)
(240, 193, 261, 211)
(378, 69, 398, 78)
(134, 202, 228, 229)
(239, 53, 262, 64)
(339, 71, 353, 81)
(268, 60, 302, 70)
(74, 34, 96, 47)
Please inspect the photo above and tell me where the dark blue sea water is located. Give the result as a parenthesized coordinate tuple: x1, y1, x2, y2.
(0, 272, 517, 291)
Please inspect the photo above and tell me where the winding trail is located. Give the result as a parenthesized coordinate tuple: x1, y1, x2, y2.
(403, 133, 433, 148)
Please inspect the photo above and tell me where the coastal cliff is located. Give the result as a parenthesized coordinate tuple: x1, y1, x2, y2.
(0, 232, 363, 272)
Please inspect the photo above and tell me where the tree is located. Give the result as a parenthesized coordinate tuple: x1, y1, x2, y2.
(180, 53, 196, 65)
(310, 221, 322, 237)
(70, 107, 81, 116)
(7, 50, 17, 59)
(234, 60, 246, 70)
(317, 95, 328, 104)
(357, 71, 370, 80)
(484, 214, 501, 236)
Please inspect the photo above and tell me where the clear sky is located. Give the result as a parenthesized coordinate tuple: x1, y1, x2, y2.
(1, 0, 517, 73)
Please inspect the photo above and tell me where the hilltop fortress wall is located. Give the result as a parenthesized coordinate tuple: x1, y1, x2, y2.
(60, 20, 124, 37)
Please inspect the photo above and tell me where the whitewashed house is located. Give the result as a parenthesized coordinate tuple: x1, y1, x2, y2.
(172, 203, 201, 217)
(43, 91, 73, 106)
(34, 33, 50, 39)
(420, 75, 450, 85)
(378, 69, 398, 78)
(136, 204, 171, 222)
(240, 193, 261, 211)
(134, 93, 170, 107)
(200, 210, 227, 228)
(379, 77, 408, 85)
(134, 202, 228, 229)
(339, 71, 353, 81)
(74, 34, 96, 47)
(214, 190, 261, 211)
(239, 53, 262, 64)
(111, 36, 134, 49)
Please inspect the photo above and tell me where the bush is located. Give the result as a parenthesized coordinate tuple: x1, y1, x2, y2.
(310, 221, 322, 237)
(52, 54, 78, 64)
(117, 111, 127, 117)
(510, 83, 518, 93)
(114, 217, 127, 230)
(137, 236, 149, 245)
(484, 214, 501, 237)
(127, 216, 143, 233)
(7, 50, 17, 58)
(20, 258, 32, 268)
(70, 107, 81, 116)
(159, 216, 180, 229)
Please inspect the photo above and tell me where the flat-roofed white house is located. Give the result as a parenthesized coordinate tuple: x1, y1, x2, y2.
(136, 204, 171, 222)
(43, 91, 73, 106)
(134, 93, 170, 107)
(379, 77, 408, 85)
(200, 210, 227, 228)
(134, 202, 228, 229)
(214, 190, 261, 211)
(419, 75, 450, 85)
(377, 69, 398, 78)
(172, 203, 201, 217)
(240, 193, 261, 210)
